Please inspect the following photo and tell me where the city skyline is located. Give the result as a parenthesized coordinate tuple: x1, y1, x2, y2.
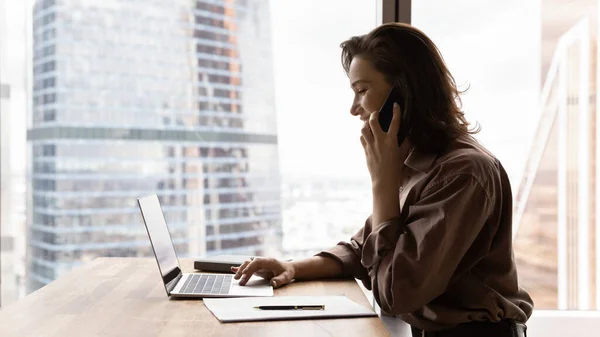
(26, 0, 283, 292)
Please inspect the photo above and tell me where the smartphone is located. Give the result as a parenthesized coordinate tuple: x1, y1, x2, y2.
(377, 83, 409, 146)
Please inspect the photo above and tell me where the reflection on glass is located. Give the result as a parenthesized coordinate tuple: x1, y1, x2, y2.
(415, 0, 600, 310)
(514, 0, 597, 311)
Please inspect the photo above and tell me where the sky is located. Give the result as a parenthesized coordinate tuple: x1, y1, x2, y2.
(270, 0, 541, 187)
(2, 0, 542, 189)
(268, 0, 377, 181)
(1, 0, 29, 180)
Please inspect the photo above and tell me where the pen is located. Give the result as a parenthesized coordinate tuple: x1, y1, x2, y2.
(253, 305, 325, 310)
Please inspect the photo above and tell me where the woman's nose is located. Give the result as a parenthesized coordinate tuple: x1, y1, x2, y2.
(350, 103, 361, 117)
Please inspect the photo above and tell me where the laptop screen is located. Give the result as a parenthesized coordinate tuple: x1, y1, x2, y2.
(138, 194, 181, 290)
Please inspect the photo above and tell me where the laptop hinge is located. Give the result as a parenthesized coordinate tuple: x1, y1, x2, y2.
(165, 270, 183, 294)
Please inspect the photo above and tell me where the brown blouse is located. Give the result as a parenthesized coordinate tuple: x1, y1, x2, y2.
(317, 135, 534, 331)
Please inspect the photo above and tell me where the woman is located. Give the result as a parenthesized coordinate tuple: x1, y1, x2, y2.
(232, 23, 533, 337)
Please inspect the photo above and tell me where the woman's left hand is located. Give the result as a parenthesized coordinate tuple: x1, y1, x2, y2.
(360, 102, 404, 188)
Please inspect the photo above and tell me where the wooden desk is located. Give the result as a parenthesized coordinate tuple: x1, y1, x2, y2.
(0, 258, 390, 337)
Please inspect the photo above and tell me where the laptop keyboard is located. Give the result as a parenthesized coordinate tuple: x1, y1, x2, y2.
(180, 274, 233, 295)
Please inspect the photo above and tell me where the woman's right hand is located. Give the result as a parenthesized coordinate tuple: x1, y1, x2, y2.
(231, 257, 295, 288)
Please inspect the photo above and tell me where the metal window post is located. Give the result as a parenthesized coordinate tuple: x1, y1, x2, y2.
(379, 0, 411, 24)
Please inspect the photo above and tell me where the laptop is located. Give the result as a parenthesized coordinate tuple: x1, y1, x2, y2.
(137, 194, 273, 298)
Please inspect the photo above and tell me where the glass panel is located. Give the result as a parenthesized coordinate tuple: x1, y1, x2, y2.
(414, 0, 599, 310)
(271, 0, 378, 257)
(1, 0, 377, 305)
(26, 0, 289, 292)
(0, 0, 29, 307)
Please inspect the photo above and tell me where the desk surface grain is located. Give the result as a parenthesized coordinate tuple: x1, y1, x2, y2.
(0, 257, 390, 337)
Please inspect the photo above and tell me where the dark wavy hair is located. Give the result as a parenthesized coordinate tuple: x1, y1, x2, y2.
(341, 23, 479, 153)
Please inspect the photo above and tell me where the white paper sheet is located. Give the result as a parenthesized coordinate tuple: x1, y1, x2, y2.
(203, 295, 378, 323)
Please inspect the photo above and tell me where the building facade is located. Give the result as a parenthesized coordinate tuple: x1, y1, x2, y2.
(28, 0, 282, 292)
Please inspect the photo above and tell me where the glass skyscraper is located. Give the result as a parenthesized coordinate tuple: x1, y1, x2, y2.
(28, 0, 282, 292)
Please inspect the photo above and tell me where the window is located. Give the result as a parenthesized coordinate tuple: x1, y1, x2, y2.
(414, 0, 600, 313)
(2, 0, 379, 308)
(8, 1, 600, 334)
(270, 1, 377, 257)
